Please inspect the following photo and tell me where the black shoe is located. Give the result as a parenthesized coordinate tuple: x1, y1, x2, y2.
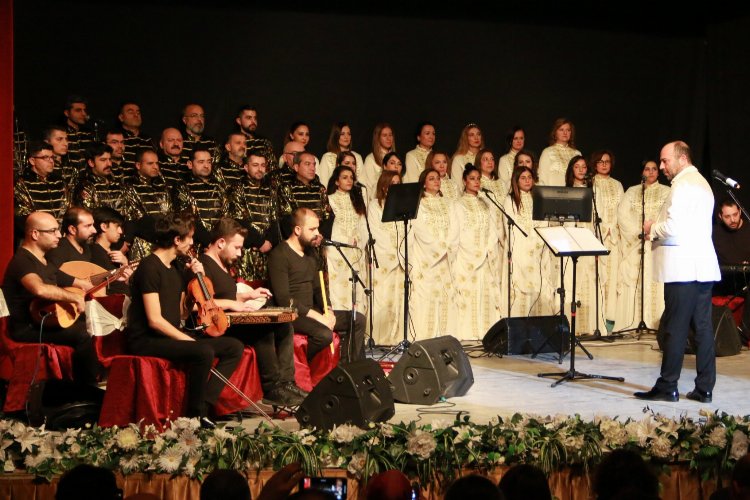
(283, 382, 309, 398)
(634, 388, 679, 402)
(262, 387, 304, 407)
(200, 417, 217, 429)
(686, 388, 712, 403)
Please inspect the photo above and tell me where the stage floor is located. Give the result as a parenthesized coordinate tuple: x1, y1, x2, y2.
(240, 337, 750, 431)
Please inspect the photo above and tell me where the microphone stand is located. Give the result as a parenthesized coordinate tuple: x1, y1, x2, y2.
(614, 178, 658, 339)
(360, 190, 379, 351)
(328, 241, 369, 364)
(482, 188, 527, 318)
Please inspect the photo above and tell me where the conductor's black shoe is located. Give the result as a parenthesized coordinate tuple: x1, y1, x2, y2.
(633, 388, 679, 402)
(686, 388, 712, 403)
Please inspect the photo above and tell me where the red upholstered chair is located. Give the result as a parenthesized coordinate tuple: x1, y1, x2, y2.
(293, 332, 341, 392)
(0, 317, 75, 413)
(95, 330, 263, 429)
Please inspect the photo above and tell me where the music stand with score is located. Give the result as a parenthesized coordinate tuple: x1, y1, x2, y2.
(532, 187, 625, 387)
(380, 182, 422, 356)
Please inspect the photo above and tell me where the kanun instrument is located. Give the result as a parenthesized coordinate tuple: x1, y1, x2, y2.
(226, 307, 297, 325)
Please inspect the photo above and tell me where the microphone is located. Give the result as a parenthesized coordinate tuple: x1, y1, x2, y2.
(481, 187, 494, 195)
(641, 175, 647, 183)
(354, 181, 367, 189)
(322, 238, 358, 249)
(712, 169, 741, 189)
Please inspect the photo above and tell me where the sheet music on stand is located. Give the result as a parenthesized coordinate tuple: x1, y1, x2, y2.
(535, 226, 609, 257)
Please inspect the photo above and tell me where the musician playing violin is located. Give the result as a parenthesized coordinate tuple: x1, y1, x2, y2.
(1, 211, 102, 385)
(125, 212, 243, 426)
(198, 218, 306, 406)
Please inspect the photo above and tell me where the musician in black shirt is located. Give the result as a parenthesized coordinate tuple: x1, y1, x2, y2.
(199, 218, 304, 406)
(90, 207, 132, 296)
(46, 207, 97, 292)
(1, 212, 100, 384)
(125, 213, 243, 424)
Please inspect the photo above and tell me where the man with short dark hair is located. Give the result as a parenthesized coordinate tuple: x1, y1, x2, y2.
(104, 129, 126, 182)
(15, 141, 71, 221)
(268, 208, 365, 363)
(117, 102, 153, 166)
(216, 132, 247, 187)
(73, 143, 124, 212)
(277, 151, 332, 236)
(46, 206, 97, 293)
(90, 206, 132, 295)
(1, 211, 101, 385)
(713, 200, 750, 265)
(43, 125, 81, 187)
(236, 104, 277, 170)
(63, 95, 94, 165)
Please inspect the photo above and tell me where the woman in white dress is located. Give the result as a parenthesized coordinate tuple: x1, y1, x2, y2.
(404, 122, 435, 183)
(476, 148, 506, 198)
(409, 168, 459, 341)
(614, 160, 670, 330)
(361, 123, 396, 196)
(538, 118, 582, 186)
(513, 149, 537, 181)
(426, 151, 460, 200)
(590, 150, 624, 329)
(450, 123, 484, 188)
(453, 164, 502, 340)
(326, 165, 368, 312)
(500, 166, 555, 318)
(279, 121, 318, 168)
(365, 171, 405, 346)
(561, 155, 606, 336)
(319, 122, 364, 186)
(498, 126, 526, 187)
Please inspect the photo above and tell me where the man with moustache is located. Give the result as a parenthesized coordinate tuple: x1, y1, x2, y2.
(198, 218, 304, 406)
(46, 207, 98, 293)
(277, 152, 332, 236)
(268, 208, 365, 364)
(227, 152, 279, 281)
(73, 143, 124, 213)
(122, 148, 173, 261)
(216, 132, 247, 187)
(636, 141, 720, 403)
(712, 200, 750, 266)
(235, 104, 277, 170)
(105, 129, 127, 182)
(181, 104, 219, 165)
(117, 102, 153, 166)
(1, 211, 101, 385)
(157, 127, 188, 186)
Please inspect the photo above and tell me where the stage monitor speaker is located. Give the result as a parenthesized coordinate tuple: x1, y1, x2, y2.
(295, 359, 395, 430)
(483, 316, 570, 355)
(657, 305, 742, 357)
(27, 379, 105, 430)
(388, 335, 474, 405)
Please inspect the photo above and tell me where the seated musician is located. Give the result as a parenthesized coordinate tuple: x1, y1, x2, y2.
(46, 207, 98, 292)
(268, 208, 365, 364)
(198, 218, 306, 406)
(1, 212, 101, 385)
(89, 207, 132, 296)
(712, 199, 750, 266)
(125, 213, 244, 426)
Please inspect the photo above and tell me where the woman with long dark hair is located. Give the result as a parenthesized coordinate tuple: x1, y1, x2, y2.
(319, 122, 364, 186)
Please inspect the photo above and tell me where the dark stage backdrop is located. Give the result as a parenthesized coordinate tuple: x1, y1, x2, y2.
(15, 1, 711, 191)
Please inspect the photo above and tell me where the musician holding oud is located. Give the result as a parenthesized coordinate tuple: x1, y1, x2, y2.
(1, 212, 102, 385)
(46, 207, 98, 293)
(197, 218, 305, 407)
(125, 213, 244, 426)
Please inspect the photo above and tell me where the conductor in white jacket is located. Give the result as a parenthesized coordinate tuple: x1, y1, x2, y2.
(636, 140, 720, 403)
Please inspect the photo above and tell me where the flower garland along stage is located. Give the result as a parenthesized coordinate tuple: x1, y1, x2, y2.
(1, 410, 748, 488)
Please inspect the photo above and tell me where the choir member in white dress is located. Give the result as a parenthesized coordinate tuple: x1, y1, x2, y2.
(500, 166, 555, 317)
(538, 118, 582, 186)
(450, 123, 484, 189)
(361, 123, 396, 196)
(498, 126, 526, 187)
(513, 149, 538, 181)
(453, 164, 502, 340)
(409, 168, 460, 341)
(560, 156, 606, 335)
(590, 150, 624, 329)
(279, 121, 319, 169)
(319, 122, 364, 186)
(614, 161, 670, 331)
(426, 151, 460, 200)
(326, 165, 368, 312)
(365, 171, 405, 346)
(477, 148, 506, 199)
(404, 122, 435, 183)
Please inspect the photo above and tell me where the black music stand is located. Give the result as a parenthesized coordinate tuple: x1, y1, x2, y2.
(380, 183, 422, 356)
(535, 225, 625, 387)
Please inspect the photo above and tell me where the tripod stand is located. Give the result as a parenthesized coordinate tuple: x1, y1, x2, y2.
(536, 226, 625, 387)
(614, 178, 658, 338)
(327, 241, 369, 363)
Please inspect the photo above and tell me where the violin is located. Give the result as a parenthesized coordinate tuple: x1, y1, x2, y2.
(184, 249, 229, 337)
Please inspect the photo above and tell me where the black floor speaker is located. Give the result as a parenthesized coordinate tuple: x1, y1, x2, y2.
(388, 335, 474, 405)
(657, 305, 742, 357)
(483, 316, 571, 355)
(27, 379, 105, 430)
(295, 359, 395, 430)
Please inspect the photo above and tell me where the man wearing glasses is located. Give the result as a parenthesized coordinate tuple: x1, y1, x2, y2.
(1, 212, 102, 385)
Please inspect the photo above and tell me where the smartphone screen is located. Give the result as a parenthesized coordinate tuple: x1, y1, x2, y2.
(299, 477, 348, 500)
